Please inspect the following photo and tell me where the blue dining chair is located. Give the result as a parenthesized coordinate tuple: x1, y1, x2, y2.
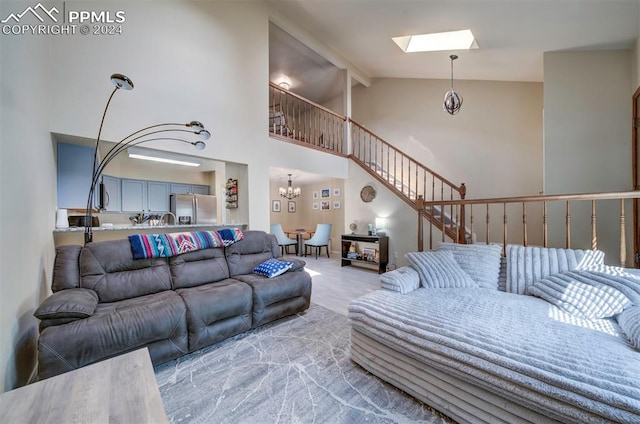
(304, 223, 332, 259)
(270, 223, 298, 255)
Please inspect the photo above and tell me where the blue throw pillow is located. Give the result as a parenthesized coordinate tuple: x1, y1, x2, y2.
(253, 258, 293, 278)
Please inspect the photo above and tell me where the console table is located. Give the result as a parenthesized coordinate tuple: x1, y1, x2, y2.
(341, 233, 389, 274)
(0, 348, 168, 423)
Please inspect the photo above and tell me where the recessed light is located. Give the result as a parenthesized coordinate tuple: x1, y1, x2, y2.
(392, 29, 478, 53)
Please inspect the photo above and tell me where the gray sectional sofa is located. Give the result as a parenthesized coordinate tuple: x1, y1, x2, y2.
(349, 243, 640, 424)
(35, 230, 311, 380)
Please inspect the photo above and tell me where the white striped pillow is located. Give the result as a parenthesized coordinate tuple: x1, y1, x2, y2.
(405, 250, 477, 289)
(618, 305, 640, 351)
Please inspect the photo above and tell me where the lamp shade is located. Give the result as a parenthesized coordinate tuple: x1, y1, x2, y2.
(110, 73, 134, 90)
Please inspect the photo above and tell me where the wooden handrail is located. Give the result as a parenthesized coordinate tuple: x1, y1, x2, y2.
(349, 118, 462, 194)
(268, 82, 346, 120)
(420, 190, 640, 206)
(418, 190, 640, 266)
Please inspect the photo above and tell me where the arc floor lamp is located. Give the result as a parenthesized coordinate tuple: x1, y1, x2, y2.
(84, 73, 211, 244)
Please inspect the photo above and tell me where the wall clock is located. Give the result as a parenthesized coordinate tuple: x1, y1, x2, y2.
(360, 185, 376, 203)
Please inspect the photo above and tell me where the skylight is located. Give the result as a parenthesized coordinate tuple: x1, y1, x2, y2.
(392, 29, 478, 53)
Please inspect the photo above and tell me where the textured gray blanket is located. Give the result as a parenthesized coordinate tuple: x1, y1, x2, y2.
(349, 289, 640, 423)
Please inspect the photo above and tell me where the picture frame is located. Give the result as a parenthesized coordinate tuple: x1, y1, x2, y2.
(333, 201, 341, 209)
(333, 188, 341, 197)
(362, 248, 376, 262)
(312, 202, 319, 210)
(313, 191, 319, 199)
(288, 201, 296, 213)
(321, 188, 331, 198)
(272, 200, 281, 212)
(321, 200, 331, 210)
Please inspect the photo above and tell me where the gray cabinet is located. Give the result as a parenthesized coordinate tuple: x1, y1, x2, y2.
(170, 183, 209, 195)
(191, 185, 209, 195)
(101, 175, 121, 212)
(121, 179, 147, 212)
(170, 183, 191, 195)
(57, 142, 95, 209)
(147, 181, 170, 212)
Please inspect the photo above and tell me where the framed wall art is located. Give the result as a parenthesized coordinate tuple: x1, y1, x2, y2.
(272, 200, 281, 212)
(288, 201, 296, 213)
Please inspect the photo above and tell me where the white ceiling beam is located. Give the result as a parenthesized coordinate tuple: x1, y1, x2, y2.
(268, 8, 371, 87)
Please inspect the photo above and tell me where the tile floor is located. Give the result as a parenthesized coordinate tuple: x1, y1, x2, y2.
(285, 253, 382, 316)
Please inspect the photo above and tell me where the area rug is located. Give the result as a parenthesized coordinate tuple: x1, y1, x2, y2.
(154, 304, 453, 424)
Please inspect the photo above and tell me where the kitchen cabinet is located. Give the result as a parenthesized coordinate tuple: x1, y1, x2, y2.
(191, 185, 209, 195)
(57, 142, 95, 209)
(170, 183, 191, 195)
(170, 183, 209, 195)
(147, 181, 170, 212)
(121, 179, 147, 212)
(100, 175, 121, 212)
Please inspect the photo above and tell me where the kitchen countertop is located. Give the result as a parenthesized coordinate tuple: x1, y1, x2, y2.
(54, 223, 247, 233)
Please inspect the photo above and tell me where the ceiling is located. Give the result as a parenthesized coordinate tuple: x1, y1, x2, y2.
(268, 0, 639, 83)
(267, 0, 639, 182)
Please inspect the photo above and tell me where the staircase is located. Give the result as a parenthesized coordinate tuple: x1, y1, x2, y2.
(266, 85, 471, 247)
(349, 119, 471, 245)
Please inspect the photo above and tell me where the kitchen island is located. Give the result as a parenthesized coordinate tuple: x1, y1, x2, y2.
(54, 223, 248, 246)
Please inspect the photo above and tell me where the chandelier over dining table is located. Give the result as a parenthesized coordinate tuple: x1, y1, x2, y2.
(280, 173, 301, 200)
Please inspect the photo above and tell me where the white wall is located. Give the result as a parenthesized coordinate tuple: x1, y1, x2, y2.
(350, 78, 544, 259)
(544, 50, 632, 194)
(543, 50, 633, 263)
(352, 78, 544, 199)
(0, 2, 56, 390)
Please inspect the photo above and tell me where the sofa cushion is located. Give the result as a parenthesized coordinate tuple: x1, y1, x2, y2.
(618, 305, 640, 351)
(528, 271, 632, 319)
(169, 247, 229, 289)
(506, 245, 605, 295)
(380, 266, 420, 294)
(34, 288, 98, 320)
(80, 239, 172, 302)
(225, 231, 280, 276)
(437, 242, 502, 289)
(234, 271, 312, 327)
(405, 250, 477, 288)
(37, 290, 188, 379)
(253, 258, 293, 278)
(176, 279, 252, 351)
(52, 245, 82, 292)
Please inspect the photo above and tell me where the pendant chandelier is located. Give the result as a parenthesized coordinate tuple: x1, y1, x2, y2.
(443, 54, 463, 115)
(279, 174, 301, 200)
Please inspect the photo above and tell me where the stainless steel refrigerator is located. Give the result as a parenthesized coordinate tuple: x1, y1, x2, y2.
(170, 194, 218, 225)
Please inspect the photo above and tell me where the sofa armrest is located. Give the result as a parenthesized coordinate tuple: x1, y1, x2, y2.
(380, 266, 420, 294)
(287, 258, 306, 272)
(34, 288, 98, 323)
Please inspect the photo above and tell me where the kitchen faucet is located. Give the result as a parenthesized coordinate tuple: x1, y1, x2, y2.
(159, 212, 177, 226)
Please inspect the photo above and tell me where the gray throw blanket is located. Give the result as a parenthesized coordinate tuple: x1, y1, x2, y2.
(349, 288, 640, 423)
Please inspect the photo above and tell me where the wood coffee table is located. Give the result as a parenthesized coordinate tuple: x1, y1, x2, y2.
(0, 348, 168, 423)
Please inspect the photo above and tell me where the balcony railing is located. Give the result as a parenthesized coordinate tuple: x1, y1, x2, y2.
(418, 191, 640, 266)
(268, 82, 347, 156)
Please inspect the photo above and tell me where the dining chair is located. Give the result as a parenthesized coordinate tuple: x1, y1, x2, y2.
(304, 223, 332, 259)
(270, 224, 298, 255)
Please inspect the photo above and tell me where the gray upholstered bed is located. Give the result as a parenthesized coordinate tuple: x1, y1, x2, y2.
(348, 244, 640, 424)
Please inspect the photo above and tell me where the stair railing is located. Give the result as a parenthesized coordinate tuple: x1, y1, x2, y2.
(349, 118, 467, 241)
(418, 190, 640, 266)
(268, 82, 347, 156)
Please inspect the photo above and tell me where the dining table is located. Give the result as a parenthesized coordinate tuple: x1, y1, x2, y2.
(284, 229, 315, 256)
